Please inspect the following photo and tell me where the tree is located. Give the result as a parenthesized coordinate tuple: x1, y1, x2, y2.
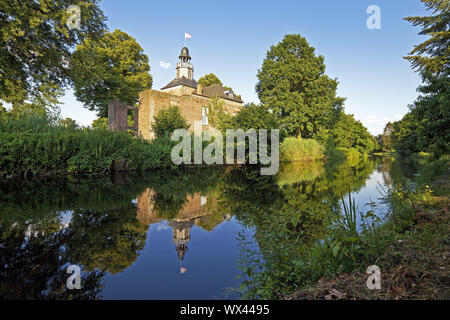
(58, 117, 78, 129)
(151, 105, 190, 138)
(70, 29, 153, 117)
(7, 103, 48, 118)
(331, 112, 377, 154)
(0, 0, 106, 110)
(409, 70, 450, 156)
(207, 97, 232, 130)
(233, 104, 279, 132)
(92, 117, 108, 130)
(198, 73, 223, 87)
(378, 122, 394, 152)
(391, 113, 420, 154)
(256, 34, 345, 138)
(404, 0, 450, 75)
(396, 0, 450, 156)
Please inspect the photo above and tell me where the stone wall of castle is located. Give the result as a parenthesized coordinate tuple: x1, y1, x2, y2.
(138, 88, 242, 141)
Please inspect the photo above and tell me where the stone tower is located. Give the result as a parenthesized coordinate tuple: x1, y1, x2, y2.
(176, 47, 194, 80)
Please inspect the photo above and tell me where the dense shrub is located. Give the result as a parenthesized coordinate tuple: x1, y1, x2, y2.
(280, 137, 325, 162)
(0, 115, 176, 179)
(151, 105, 189, 138)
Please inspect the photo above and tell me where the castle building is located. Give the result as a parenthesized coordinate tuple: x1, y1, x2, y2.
(138, 47, 243, 141)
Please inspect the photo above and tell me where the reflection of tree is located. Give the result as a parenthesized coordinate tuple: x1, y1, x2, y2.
(66, 206, 148, 275)
(387, 155, 419, 187)
(227, 159, 378, 299)
(0, 174, 152, 224)
(0, 174, 151, 299)
(0, 220, 104, 300)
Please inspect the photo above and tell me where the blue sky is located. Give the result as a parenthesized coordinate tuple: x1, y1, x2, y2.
(59, 0, 429, 134)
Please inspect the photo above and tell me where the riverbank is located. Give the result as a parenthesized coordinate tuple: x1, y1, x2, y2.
(0, 115, 176, 180)
(288, 155, 450, 300)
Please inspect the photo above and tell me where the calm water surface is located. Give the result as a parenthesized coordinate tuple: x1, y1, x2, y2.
(0, 157, 415, 299)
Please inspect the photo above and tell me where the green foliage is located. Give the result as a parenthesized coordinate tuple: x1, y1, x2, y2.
(280, 137, 325, 162)
(207, 97, 233, 130)
(404, 0, 450, 75)
(198, 73, 240, 99)
(0, 115, 176, 179)
(409, 71, 450, 156)
(329, 112, 377, 154)
(391, 112, 421, 154)
(198, 73, 223, 87)
(92, 117, 108, 130)
(256, 34, 345, 138)
(0, 0, 106, 109)
(70, 29, 153, 117)
(392, 0, 450, 158)
(376, 122, 394, 152)
(151, 105, 190, 138)
(337, 147, 363, 161)
(58, 117, 78, 129)
(232, 104, 279, 132)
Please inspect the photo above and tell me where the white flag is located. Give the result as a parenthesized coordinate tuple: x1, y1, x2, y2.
(185, 32, 191, 39)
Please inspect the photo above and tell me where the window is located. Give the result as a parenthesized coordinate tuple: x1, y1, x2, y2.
(200, 196, 207, 206)
(225, 90, 234, 99)
(202, 107, 208, 125)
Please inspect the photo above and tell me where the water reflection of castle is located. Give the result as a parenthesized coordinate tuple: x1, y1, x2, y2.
(137, 189, 232, 264)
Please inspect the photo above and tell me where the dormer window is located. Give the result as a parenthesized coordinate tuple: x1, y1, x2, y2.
(224, 90, 234, 99)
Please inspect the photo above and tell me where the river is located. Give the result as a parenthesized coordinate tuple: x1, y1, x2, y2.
(0, 156, 416, 299)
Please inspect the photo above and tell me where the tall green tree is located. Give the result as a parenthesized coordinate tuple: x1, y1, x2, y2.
(198, 73, 240, 98)
(331, 112, 377, 154)
(404, 0, 450, 75)
(378, 122, 394, 152)
(198, 73, 223, 87)
(0, 0, 106, 110)
(70, 29, 152, 117)
(409, 70, 450, 156)
(256, 34, 345, 138)
(391, 112, 420, 154)
(397, 0, 450, 156)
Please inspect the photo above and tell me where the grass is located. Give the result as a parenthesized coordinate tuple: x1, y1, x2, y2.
(288, 155, 450, 300)
(280, 137, 325, 162)
(237, 154, 449, 300)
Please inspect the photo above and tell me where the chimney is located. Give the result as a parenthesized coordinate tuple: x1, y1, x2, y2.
(197, 83, 203, 95)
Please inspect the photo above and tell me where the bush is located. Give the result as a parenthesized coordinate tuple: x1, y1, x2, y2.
(151, 105, 189, 138)
(337, 147, 363, 161)
(0, 115, 176, 179)
(280, 137, 325, 162)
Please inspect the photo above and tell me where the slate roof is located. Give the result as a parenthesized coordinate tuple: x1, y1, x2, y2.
(161, 76, 198, 90)
(201, 84, 243, 103)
